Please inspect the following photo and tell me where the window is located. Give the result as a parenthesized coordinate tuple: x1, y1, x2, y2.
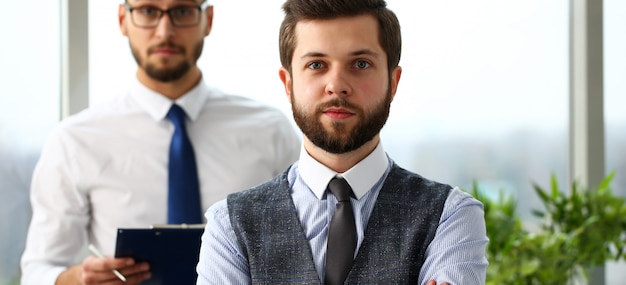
(604, 0, 626, 283)
(0, 1, 60, 283)
(381, 1, 568, 225)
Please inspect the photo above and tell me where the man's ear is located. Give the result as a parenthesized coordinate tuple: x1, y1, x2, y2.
(119, 4, 128, 36)
(389, 66, 402, 102)
(203, 6, 214, 36)
(278, 67, 292, 102)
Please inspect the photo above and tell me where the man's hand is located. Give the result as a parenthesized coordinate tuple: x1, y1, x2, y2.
(426, 281, 450, 285)
(55, 256, 151, 285)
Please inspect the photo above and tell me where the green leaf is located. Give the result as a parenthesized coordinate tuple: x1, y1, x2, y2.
(483, 172, 625, 284)
(598, 171, 616, 190)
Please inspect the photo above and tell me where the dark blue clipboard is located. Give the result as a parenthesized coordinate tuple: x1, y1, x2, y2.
(114, 226, 204, 285)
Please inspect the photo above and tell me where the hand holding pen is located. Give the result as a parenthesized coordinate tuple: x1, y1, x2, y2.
(80, 244, 151, 284)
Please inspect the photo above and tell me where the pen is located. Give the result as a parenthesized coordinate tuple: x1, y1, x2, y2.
(87, 244, 127, 282)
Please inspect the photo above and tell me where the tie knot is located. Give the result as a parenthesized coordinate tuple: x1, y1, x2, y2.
(167, 104, 187, 128)
(328, 177, 352, 202)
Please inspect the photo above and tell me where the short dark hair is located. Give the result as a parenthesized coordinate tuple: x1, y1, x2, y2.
(278, 0, 401, 74)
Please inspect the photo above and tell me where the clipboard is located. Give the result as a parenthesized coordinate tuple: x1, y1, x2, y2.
(114, 225, 205, 285)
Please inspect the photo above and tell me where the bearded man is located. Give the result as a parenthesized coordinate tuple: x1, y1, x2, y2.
(20, 1, 300, 284)
(196, 0, 488, 284)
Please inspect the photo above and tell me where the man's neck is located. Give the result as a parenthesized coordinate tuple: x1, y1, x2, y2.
(136, 67, 202, 100)
(304, 135, 380, 174)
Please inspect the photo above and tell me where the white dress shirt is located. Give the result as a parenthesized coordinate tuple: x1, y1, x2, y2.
(197, 143, 488, 284)
(20, 77, 301, 285)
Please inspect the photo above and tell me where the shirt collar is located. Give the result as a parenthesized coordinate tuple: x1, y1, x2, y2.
(299, 142, 389, 200)
(129, 76, 216, 122)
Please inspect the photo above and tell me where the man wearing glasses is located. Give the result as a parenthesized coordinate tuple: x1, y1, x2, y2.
(20, 1, 300, 284)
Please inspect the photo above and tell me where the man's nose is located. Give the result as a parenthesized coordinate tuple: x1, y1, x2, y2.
(154, 13, 175, 39)
(325, 69, 352, 97)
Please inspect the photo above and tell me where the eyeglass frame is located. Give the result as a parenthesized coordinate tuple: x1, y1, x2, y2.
(123, 1, 211, 28)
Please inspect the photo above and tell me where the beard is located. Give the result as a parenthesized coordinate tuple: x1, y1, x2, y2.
(130, 40, 204, 83)
(291, 85, 392, 154)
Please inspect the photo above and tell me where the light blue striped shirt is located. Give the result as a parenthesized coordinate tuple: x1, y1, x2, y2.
(197, 143, 488, 284)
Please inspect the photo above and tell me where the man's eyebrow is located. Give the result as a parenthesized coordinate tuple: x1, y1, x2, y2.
(300, 52, 327, 60)
(351, 49, 380, 58)
(299, 49, 380, 60)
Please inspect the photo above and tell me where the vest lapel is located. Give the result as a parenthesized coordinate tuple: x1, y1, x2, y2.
(228, 171, 321, 284)
(348, 164, 450, 283)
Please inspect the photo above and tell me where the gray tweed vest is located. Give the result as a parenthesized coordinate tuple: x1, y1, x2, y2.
(227, 163, 451, 284)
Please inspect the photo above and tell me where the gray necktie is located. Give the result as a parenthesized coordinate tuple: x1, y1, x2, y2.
(324, 177, 357, 285)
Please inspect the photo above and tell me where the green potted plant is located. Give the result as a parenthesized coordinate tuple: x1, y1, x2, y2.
(469, 172, 626, 285)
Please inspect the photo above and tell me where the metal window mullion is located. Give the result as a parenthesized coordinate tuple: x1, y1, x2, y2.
(60, 0, 89, 119)
(569, 0, 605, 283)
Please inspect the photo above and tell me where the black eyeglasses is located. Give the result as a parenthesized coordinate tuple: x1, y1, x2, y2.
(124, 1, 210, 28)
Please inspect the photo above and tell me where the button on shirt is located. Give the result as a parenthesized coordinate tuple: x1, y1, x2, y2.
(20, 78, 301, 285)
(198, 143, 488, 284)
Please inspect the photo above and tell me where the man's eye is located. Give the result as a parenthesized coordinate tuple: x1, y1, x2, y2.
(172, 7, 195, 17)
(308, 62, 325, 70)
(137, 7, 159, 17)
(354, 60, 370, 69)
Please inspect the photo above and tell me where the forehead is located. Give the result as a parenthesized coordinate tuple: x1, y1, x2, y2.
(293, 15, 382, 56)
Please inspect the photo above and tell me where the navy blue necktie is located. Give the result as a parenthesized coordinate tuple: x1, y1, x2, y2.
(167, 104, 202, 224)
(325, 177, 356, 285)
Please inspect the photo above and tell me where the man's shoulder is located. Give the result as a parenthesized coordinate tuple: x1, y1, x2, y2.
(205, 91, 286, 119)
(59, 95, 134, 127)
(227, 169, 291, 205)
(388, 163, 453, 192)
(46, 94, 145, 148)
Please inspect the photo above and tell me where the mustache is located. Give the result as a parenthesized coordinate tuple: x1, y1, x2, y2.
(147, 42, 185, 54)
(317, 98, 359, 113)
